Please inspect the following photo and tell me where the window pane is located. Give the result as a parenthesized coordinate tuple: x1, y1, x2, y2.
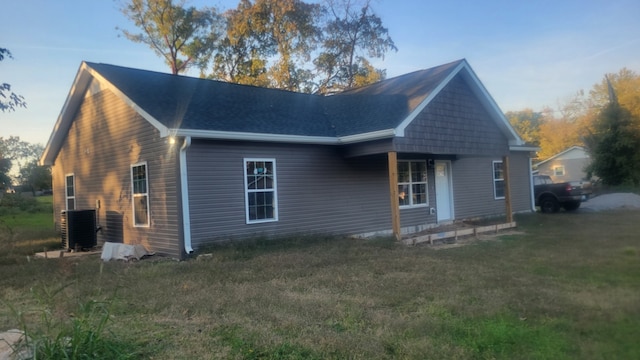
(398, 162, 410, 183)
(411, 162, 426, 182)
(134, 195, 148, 225)
(398, 185, 409, 206)
(67, 198, 75, 210)
(66, 176, 74, 197)
(412, 183, 427, 204)
(494, 162, 504, 180)
(495, 180, 505, 198)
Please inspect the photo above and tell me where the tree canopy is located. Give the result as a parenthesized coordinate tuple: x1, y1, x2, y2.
(0, 48, 27, 113)
(120, 0, 397, 92)
(119, 0, 223, 74)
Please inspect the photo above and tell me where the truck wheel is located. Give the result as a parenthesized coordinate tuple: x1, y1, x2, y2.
(563, 201, 581, 211)
(540, 197, 559, 213)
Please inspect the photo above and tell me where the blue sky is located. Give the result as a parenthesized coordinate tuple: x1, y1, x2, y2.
(2, 0, 639, 145)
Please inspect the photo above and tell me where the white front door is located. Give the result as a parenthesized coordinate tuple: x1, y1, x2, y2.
(435, 161, 453, 222)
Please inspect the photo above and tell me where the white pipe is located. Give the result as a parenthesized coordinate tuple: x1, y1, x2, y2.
(180, 136, 193, 254)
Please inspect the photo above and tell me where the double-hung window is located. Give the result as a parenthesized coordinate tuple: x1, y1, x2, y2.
(131, 162, 150, 227)
(244, 159, 278, 223)
(553, 166, 565, 176)
(65, 174, 75, 210)
(398, 160, 428, 207)
(493, 161, 505, 199)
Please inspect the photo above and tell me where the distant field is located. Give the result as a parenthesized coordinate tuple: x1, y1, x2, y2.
(1, 200, 639, 359)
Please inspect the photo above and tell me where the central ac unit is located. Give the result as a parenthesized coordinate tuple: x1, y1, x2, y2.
(61, 210, 97, 251)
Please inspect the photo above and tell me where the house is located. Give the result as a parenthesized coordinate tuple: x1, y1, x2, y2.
(40, 59, 537, 259)
(534, 146, 591, 183)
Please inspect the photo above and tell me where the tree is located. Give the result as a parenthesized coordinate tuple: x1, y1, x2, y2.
(212, 0, 321, 91)
(505, 109, 544, 146)
(584, 101, 640, 186)
(314, 0, 397, 94)
(0, 157, 11, 190)
(120, 0, 223, 74)
(589, 68, 640, 124)
(0, 136, 44, 184)
(0, 48, 27, 113)
(19, 160, 52, 195)
(584, 76, 640, 186)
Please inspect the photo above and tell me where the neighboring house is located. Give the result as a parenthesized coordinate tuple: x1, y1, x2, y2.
(534, 146, 591, 183)
(40, 59, 537, 259)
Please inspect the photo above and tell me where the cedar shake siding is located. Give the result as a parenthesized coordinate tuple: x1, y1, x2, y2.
(50, 87, 182, 257)
(396, 75, 509, 156)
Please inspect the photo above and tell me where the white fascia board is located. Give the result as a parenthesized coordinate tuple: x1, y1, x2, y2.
(40, 63, 93, 165)
(173, 129, 339, 144)
(510, 145, 540, 152)
(338, 129, 396, 144)
(395, 61, 466, 137)
(172, 128, 396, 145)
(85, 66, 170, 137)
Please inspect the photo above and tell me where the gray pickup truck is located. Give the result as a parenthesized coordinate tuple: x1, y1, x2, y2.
(533, 175, 583, 213)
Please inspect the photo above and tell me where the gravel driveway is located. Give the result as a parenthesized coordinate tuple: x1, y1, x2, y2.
(579, 193, 640, 212)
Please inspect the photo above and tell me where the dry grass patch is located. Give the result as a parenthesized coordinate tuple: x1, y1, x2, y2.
(2, 210, 640, 358)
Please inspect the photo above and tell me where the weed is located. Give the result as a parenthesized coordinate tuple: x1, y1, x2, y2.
(5, 284, 138, 359)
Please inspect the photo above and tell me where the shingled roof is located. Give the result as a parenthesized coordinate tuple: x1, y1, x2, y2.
(41, 59, 523, 165)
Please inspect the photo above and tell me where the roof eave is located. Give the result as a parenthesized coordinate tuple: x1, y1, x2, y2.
(40, 62, 170, 166)
(172, 128, 396, 145)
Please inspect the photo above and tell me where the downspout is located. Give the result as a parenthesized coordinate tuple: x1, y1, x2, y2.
(529, 157, 536, 212)
(180, 136, 193, 254)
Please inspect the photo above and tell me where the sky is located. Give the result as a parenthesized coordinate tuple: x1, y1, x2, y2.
(2, 0, 639, 146)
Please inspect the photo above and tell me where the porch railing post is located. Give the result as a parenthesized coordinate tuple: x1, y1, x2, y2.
(388, 151, 401, 240)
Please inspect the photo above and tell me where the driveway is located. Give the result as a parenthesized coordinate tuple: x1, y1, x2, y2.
(579, 193, 640, 212)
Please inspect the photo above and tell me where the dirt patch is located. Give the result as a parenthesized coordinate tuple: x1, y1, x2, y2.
(430, 230, 526, 250)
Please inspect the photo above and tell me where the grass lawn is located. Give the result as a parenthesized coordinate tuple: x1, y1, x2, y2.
(1, 205, 639, 359)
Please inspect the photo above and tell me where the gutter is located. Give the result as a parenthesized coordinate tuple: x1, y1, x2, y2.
(180, 136, 193, 254)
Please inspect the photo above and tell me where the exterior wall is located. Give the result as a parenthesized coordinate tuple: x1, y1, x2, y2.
(395, 75, 509, 156)
(187, 140, 401, 246)
(452, 151, 533, 219)
(51, 87, 182, 257)
(537, 152, 591, 183)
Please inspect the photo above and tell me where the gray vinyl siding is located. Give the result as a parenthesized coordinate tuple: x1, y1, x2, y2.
(396, 75, 509, 156)
(452, 152, 533, 219)
(537, 157, 590, 183)
(187, 141, 400, 246)
(50, 88, 182, 257)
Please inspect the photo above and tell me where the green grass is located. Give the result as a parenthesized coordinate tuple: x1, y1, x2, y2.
(1, 202, 640, 359)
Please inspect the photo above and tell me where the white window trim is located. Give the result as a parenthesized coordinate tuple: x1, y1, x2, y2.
(65, 173, 75, 210)
(553, 166, 565, 176)
(131, 162, 150, 227)
(493, 160, 505, 200)
(398, 160, 429, 209)
(243, 158, 278, 224)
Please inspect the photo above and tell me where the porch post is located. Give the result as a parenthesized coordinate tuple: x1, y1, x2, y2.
(502, 155, 513, 223)
(388, 151, 401, 240)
